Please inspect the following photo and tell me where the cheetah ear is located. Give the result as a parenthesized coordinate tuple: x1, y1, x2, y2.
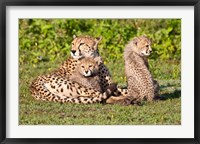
(77, 60, 81, 64)
(94, 56, 102, 65)
(78, 57, 84, 63)
(142, 34, 147, 38)
(132, 37, 139, 46)
(95, 36, 102, 44)
(93, 36, 102, 49)
(141, 34, 151, 43)
(73, 35, 77, 39)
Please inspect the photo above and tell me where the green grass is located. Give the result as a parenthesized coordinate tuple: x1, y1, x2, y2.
(19, 55, 181, 125)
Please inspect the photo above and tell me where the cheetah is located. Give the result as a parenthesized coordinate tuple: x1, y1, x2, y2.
(30, 74, 117, 104)
(124, 35, 159, 101)
(53, 35, 102, 78)
(53, 35, 126, 94)
(30, 35, 117, 104)
(106, 35, 159, 105)
(69, 57, 103, 93)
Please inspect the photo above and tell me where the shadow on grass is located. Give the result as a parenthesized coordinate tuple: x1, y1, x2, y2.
(159, 83, 179, 90)
(119, 84, 181, 100)
(159, 89, 181, 100)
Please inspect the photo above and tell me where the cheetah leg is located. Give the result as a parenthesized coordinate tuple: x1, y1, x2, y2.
(106, 76, 141, 105)
(145, 79, 160, 101)
(98, 63, 113, 92)
(106, 95, 133, 106)
(115, 87, 128, 96)
(153, 80, 160, 98)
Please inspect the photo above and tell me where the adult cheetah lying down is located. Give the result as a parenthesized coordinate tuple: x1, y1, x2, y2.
(30, 35, 118, 104)
(106, 35, 159, 105)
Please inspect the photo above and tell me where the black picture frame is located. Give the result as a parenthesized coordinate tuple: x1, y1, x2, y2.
(0, 0, 199, 144)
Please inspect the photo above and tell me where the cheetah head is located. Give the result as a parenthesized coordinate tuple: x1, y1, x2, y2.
(78, 57, 100, 77)
(132, 35, 152, 57)
(70, 35, 102, 59)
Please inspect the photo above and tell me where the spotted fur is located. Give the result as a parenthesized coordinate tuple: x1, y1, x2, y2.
(69, 57, 103, 92)
(30, 35, 117, 104)
(30, 74, 117, 104)
(53, 35, 101, 78)
(106, 35, 159, 105)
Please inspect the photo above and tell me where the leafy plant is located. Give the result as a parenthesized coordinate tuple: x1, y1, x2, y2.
(19, 19, 181, 65)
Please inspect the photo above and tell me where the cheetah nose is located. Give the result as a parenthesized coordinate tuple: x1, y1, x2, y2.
(149, 47, 152, 53)
(85, 71, 88, 74)
(71, 50, 76, 54)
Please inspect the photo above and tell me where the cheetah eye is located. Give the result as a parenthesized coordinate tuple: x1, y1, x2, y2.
(79, 43, 84, 46)
(81, 66, 84, 68)
(71, 43, 74, 46)
(86, 44, 90, 48)
(146, 45, 149, 47)
(89, 65, 93, 68)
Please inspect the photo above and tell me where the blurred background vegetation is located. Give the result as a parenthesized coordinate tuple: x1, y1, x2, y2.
(19, 19, 181, 64)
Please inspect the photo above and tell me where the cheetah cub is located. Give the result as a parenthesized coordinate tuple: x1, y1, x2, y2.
(124, 35, 159, 102)
(69, 57, 103, 93)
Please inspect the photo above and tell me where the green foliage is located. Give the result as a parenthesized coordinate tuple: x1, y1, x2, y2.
(19, 19, 181, 65)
